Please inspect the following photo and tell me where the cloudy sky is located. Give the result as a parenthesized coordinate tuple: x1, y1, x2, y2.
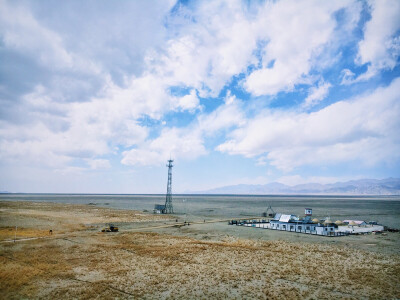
(0, 0, 399, 193)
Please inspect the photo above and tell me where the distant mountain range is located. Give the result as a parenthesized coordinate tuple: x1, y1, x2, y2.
(192, 178, 400, 195)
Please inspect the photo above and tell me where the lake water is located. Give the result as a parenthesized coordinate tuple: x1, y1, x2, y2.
(1, 193, 400, 228)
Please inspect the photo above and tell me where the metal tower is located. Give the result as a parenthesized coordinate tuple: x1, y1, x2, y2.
(263, 204, 275, 218)
(164, 159, 174, 214)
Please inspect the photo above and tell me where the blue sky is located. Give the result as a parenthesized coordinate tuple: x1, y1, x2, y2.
(0, 0, 399, 193)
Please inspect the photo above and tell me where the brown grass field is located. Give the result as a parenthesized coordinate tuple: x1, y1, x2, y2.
(1, 201, 399, 299)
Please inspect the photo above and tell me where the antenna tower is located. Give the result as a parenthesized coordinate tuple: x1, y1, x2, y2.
(263, 204, 275, 218)
(164, 159, 174, 214)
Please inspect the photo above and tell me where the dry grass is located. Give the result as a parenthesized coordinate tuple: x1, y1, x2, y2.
(0, 242, 74, 298)
(1, 232, 399, 299)
(0, 201, 173, 227)
(0, 227, 51, 240)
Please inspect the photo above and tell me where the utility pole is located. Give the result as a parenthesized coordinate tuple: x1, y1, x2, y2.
(183, 199, 187, 222)
(164, 159, 174, 214)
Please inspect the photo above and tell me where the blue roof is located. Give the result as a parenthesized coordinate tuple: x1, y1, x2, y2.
(154, 204, 165, 210)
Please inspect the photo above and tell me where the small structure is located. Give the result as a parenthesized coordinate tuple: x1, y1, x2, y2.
(339, 220, 384, 234)
(153, 204, 166, 214)
(305, 208, 312, 216)
(262, 204, 276, 218)
(269, 214, 341, 236)
(343, 220, 367, 226)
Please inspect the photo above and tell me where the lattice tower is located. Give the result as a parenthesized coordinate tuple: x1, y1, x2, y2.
(164, 159, 174, 214)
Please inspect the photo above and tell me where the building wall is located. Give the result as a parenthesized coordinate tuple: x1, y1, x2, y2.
(270, 221, 337, 236)
(338, 225, 384, 233)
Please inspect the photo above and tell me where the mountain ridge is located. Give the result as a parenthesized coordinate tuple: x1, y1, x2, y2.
(190, 178, 400, 195)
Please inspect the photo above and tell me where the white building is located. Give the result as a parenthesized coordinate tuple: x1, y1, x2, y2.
(233, 210, 385, 236)
(268, 213, 341, 236)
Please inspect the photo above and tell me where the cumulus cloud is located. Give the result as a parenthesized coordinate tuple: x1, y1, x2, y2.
(244, 1, 353, 96)
(0, 78, 152, 169)
(218, 78, 400, 171)
(198, 92, 245, 135)
(0, 0, 362, 172)
(173, 89, 200, 112)
(139, 0, 259, 98)
(0, 0, 176, 170)
(303, 81, 332, 108)
(121, 127, 207, 166)
(354, 0, 400, 81)
(138, 0, 359, 99)
(0, 0, 399, 192)
(121, 91, 245, 166)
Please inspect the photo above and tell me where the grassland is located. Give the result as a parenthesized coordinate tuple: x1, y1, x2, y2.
(1, 201, 399, 299)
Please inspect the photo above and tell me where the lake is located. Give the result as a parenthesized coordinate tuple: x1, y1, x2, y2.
(1, 193, 399, 228)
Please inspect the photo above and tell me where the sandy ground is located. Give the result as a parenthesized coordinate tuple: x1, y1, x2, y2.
(1, 201, 399, 299)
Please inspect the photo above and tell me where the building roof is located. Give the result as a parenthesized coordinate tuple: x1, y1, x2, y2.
(273, 213, 282, 221)
(276, 214, 300, 222)
(343, 220, 366, 225)
(279, 214, 292, 222)
(154, 204, 165, 210)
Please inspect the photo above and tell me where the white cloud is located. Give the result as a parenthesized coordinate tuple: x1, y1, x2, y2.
(0, 0, 176, 75)
(132, 0, 356, 101)
(121, 91, 245, 166)
(140, 0, 258, 98)
(0, 2, 71, 69)
(121, 148, 165, 167)
(355, 0, 400, 80)
(0, 83, 150, 168)
(340, 69, 356, 85)
(0, 1, 102, 75)
(244, 1, 353, 96)
(174, 89, 200, 112)
(303, 81, 332, 108)
(0, 0, 362, 172)
(121, 127, 207, 166)
(0, 0, 177, 170)
(218, 78, 400, 171)
(87, 159, 111, 170)
(198, 92, 245, 136)
(1, 0, 398, 192)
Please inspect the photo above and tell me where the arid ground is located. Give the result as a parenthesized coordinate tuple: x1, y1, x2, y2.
(1, 201, 399, 299)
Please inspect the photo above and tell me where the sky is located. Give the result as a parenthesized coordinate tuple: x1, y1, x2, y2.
(0, 0, 399, 193)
